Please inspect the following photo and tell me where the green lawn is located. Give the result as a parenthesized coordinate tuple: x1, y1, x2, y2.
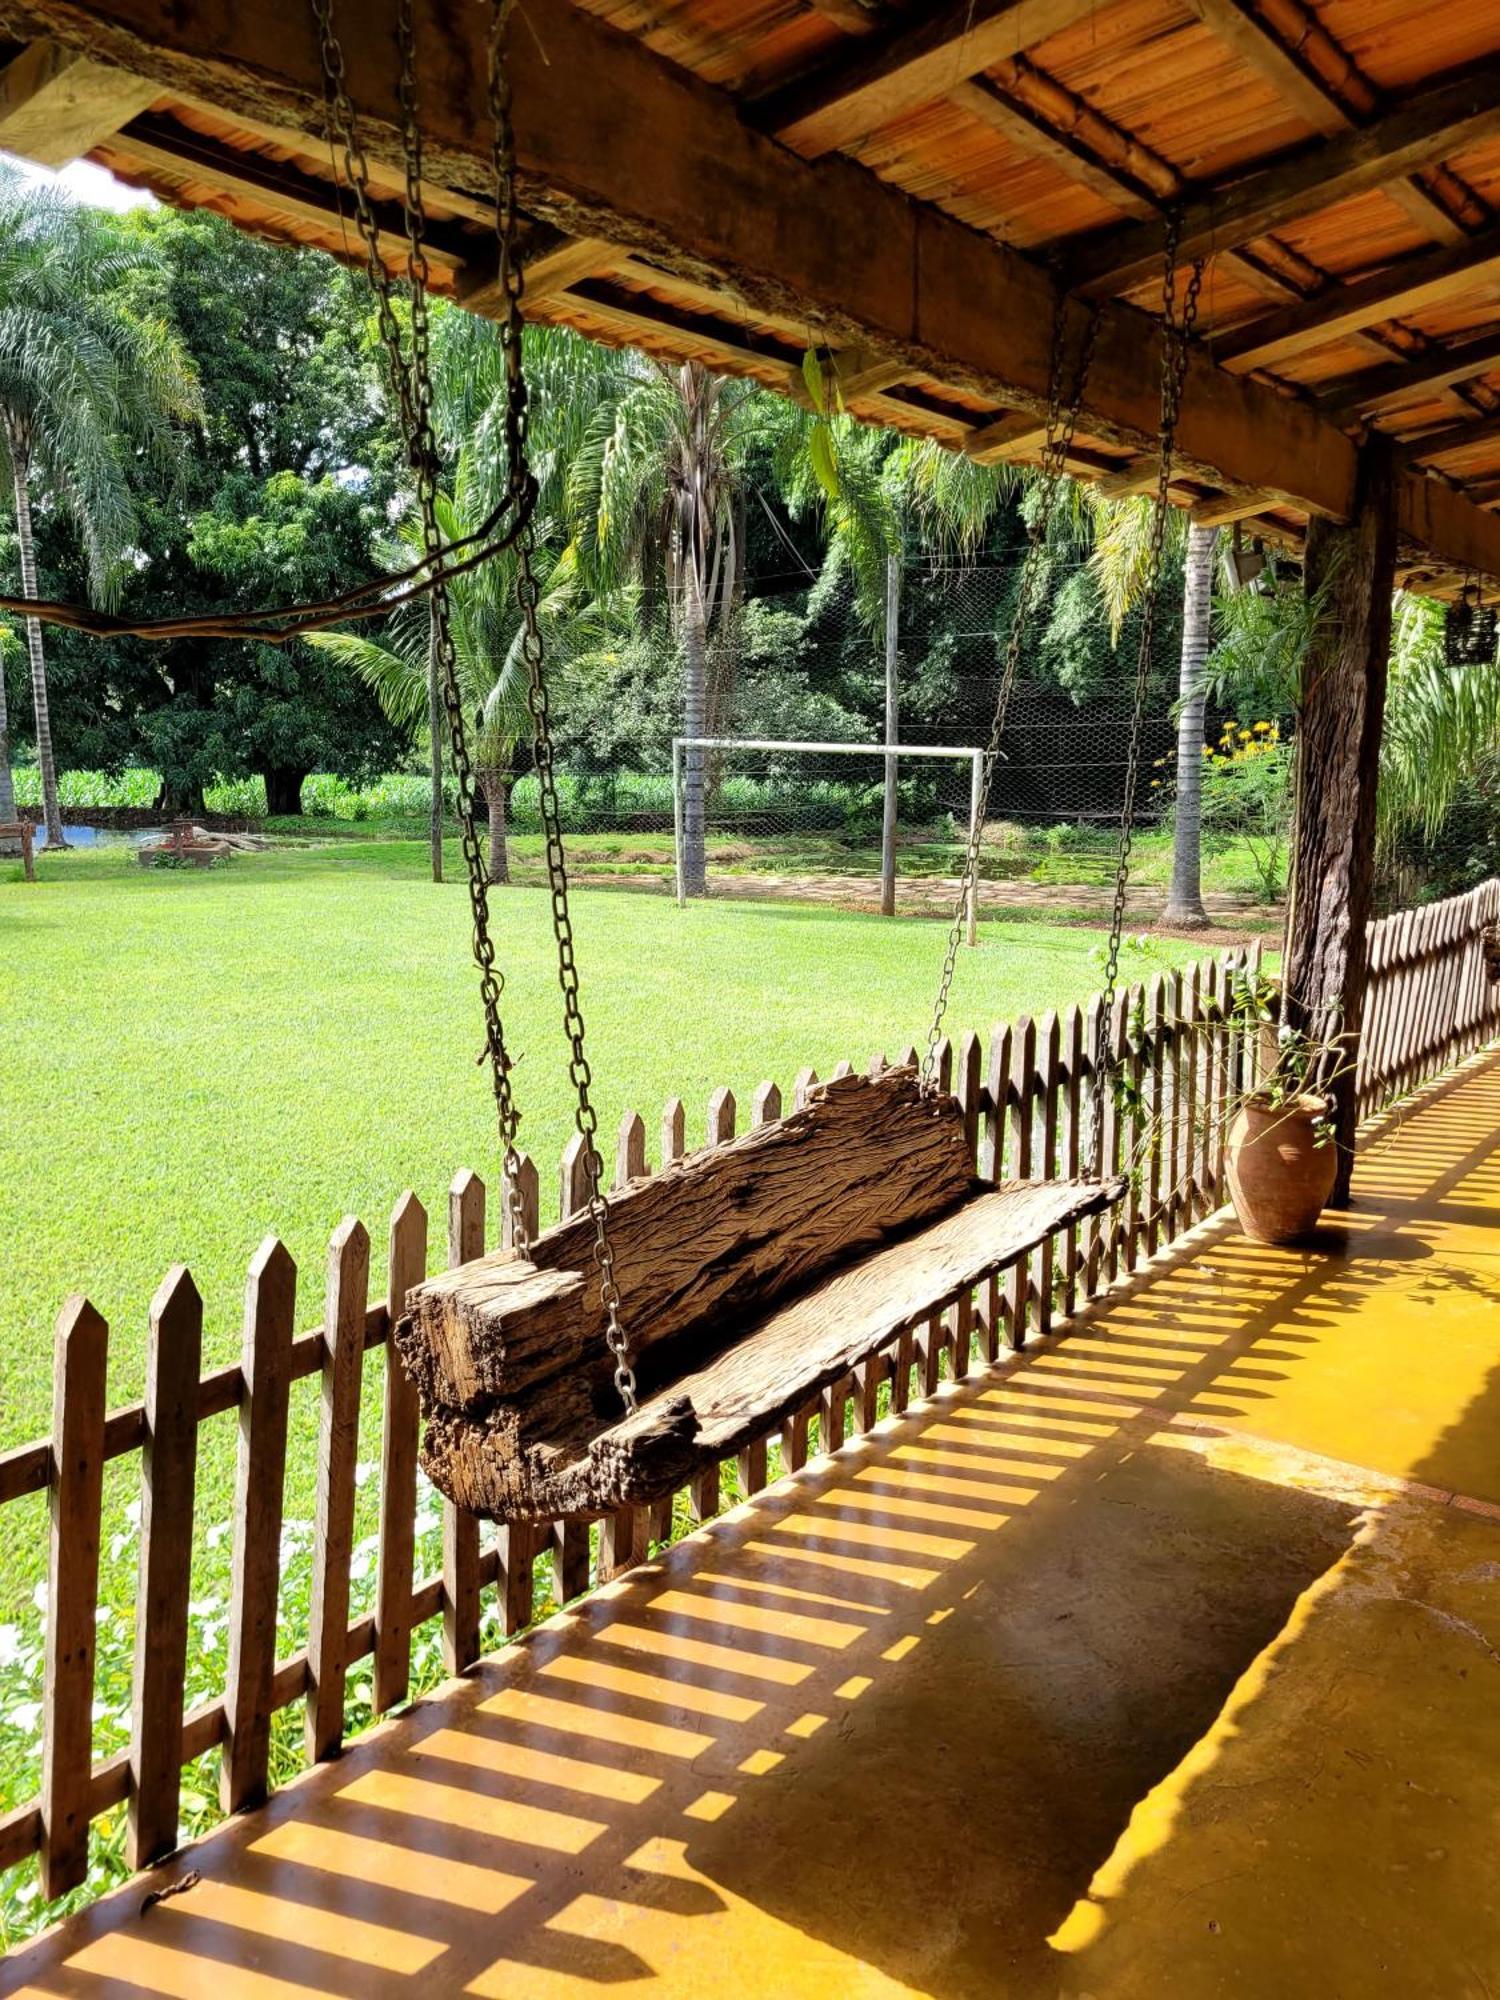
(0, 835, 1237, 1933)
(0, 840, 1212, 1583)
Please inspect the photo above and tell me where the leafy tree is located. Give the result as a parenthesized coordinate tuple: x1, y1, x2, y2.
(73, 210, 399, 814)
(181, 470, 406, 811)
(313, 316, 635, 877)
(0, 177, 198, 844)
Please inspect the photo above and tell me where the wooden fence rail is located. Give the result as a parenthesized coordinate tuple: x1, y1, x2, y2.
(2, 882, 1498, 1903)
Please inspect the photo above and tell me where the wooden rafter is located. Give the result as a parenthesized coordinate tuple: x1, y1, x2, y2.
(1190, 489, 1280, 527)
(753, 0, 1103, 158)
(106, 109, 473, 270)
(1186, 0, 1485, 246)
(1216, 226, 1500, 373)
(1095, 456, 1162, 498)
(1396, 408, 1500, 466)
(0, 36, 156, 164)
(1069, 63, 1500, 298)
(8, 0, 1500, 584)
(1318, 331, 1500, 423)
(961, 412, 1049, 462)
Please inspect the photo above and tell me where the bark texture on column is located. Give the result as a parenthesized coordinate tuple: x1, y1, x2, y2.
(1164, 521, 1217, 927)
(1283, 440, 1397, 1206)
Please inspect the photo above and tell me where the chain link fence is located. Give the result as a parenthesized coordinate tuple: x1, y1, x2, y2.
(514, 556, 1182, 908)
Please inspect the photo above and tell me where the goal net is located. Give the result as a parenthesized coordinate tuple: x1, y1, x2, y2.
(672, 736, 986, 930)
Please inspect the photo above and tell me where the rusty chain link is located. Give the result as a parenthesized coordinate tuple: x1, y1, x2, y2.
(1085, 216, 1204, 1174)
(922, 292, 1100, 1090)
(485, 0, 635, 1410)
(313, 0, 637, 1407)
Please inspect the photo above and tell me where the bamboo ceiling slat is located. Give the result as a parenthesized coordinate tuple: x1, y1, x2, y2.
(569, 0, 821, 89)
(1271, 189, 1445, 278)
(1322, 0, 1500, 92)
(1048, 14, 1310, 184)
(851, 95, 1127, 246)
(11, 0, 1500, 583)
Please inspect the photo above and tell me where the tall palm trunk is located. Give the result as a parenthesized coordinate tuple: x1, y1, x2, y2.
(480, 764, 511, 884)
(427, 598, 443, 884)
(0, 639, 15, 838)
(680, 590, 709, 897)
(8, 432, 66, 850)
(1164, 521, 1217, 926)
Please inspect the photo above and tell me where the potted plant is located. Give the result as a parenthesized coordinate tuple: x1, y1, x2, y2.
(1218, 977, 1346, 1245)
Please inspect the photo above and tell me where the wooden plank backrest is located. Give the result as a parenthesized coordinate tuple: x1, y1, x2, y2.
(398, 1067, 978, 1417)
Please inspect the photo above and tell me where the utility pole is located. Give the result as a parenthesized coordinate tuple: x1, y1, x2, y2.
(880, 548, 900, 917)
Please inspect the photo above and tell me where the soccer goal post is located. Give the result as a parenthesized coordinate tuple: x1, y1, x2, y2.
(671, 736, 986, 941)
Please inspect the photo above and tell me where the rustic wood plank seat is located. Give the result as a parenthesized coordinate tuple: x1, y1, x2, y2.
(396, 1069, 1125, 1522)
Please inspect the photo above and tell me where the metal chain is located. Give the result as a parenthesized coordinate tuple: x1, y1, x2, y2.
(485, 0, 636, 1410)
(1085, 216, 1204, 1173)
(310, 5, 531, 1273)
(921, 294, 1100, 1089)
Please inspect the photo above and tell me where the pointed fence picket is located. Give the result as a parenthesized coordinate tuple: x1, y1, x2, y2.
(2, 884, 1498, 1897)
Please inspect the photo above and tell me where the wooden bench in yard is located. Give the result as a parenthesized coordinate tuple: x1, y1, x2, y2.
(0, 819, 36, 881)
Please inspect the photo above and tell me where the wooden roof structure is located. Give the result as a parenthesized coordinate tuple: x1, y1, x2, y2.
(6, 0, 1500, 592)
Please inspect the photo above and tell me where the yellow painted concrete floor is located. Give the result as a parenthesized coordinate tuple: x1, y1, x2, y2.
(9, 1056, 1500, 1999)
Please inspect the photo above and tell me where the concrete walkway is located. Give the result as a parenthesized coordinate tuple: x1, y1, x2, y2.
(8, 1057, 1500, 1998)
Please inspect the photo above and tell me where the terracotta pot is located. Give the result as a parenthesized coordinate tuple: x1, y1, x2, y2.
(1225, 1093, 1337, 1245)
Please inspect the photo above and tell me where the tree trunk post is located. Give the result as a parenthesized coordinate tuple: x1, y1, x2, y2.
(263, 769, 306, 816)
(427, 598, 443, 885)
(1164, 521, 1217, 928)
(10, 449, 65, 850)
(880, 548, 900, 917)
(1282, 439, 1397, 1206)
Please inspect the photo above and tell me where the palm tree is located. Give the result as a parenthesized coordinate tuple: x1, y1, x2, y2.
(400, 313, 633, 882)
(567, 358, 763, 896)
(0, 178, 198, 846)
(311, 492, 536, 882)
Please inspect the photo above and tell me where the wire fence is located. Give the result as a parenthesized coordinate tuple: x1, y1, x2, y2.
(13, 561, 1193, 906)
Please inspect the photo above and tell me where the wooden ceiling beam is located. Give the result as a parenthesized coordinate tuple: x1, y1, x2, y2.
(820, 348, 915, 400)
(1185, 0, 1359, 135)
(0, 37, 157, 164)
(105, 109, 472, 268)
(165, 95, 496, 227)
(754, 0, 1104, 159)
(1318, 331, 1500, 423)
(1395, 408, 1500, 466)
(1216, 226, 1500, 372)
(457, 234, 631, 313)
(1095, 456, 1162, 498)
(1190, 488, 1280, 527)
(13, 0, 1500, 583)
(960, 412, 1049, 462)
(1185, 0, 1483, 249)
(1069, 62, 1500, 298)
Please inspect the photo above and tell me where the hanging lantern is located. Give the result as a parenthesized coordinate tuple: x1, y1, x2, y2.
(1445, 580, 1497, 667)
(1226, 523, 1267, 592)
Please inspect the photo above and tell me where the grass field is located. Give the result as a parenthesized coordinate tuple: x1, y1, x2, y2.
(0, 835, 1237, 1932)
(0, 837, 1216, 1454)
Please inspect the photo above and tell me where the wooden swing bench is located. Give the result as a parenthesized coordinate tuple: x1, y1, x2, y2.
(395, 1067, 1124, 1522)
